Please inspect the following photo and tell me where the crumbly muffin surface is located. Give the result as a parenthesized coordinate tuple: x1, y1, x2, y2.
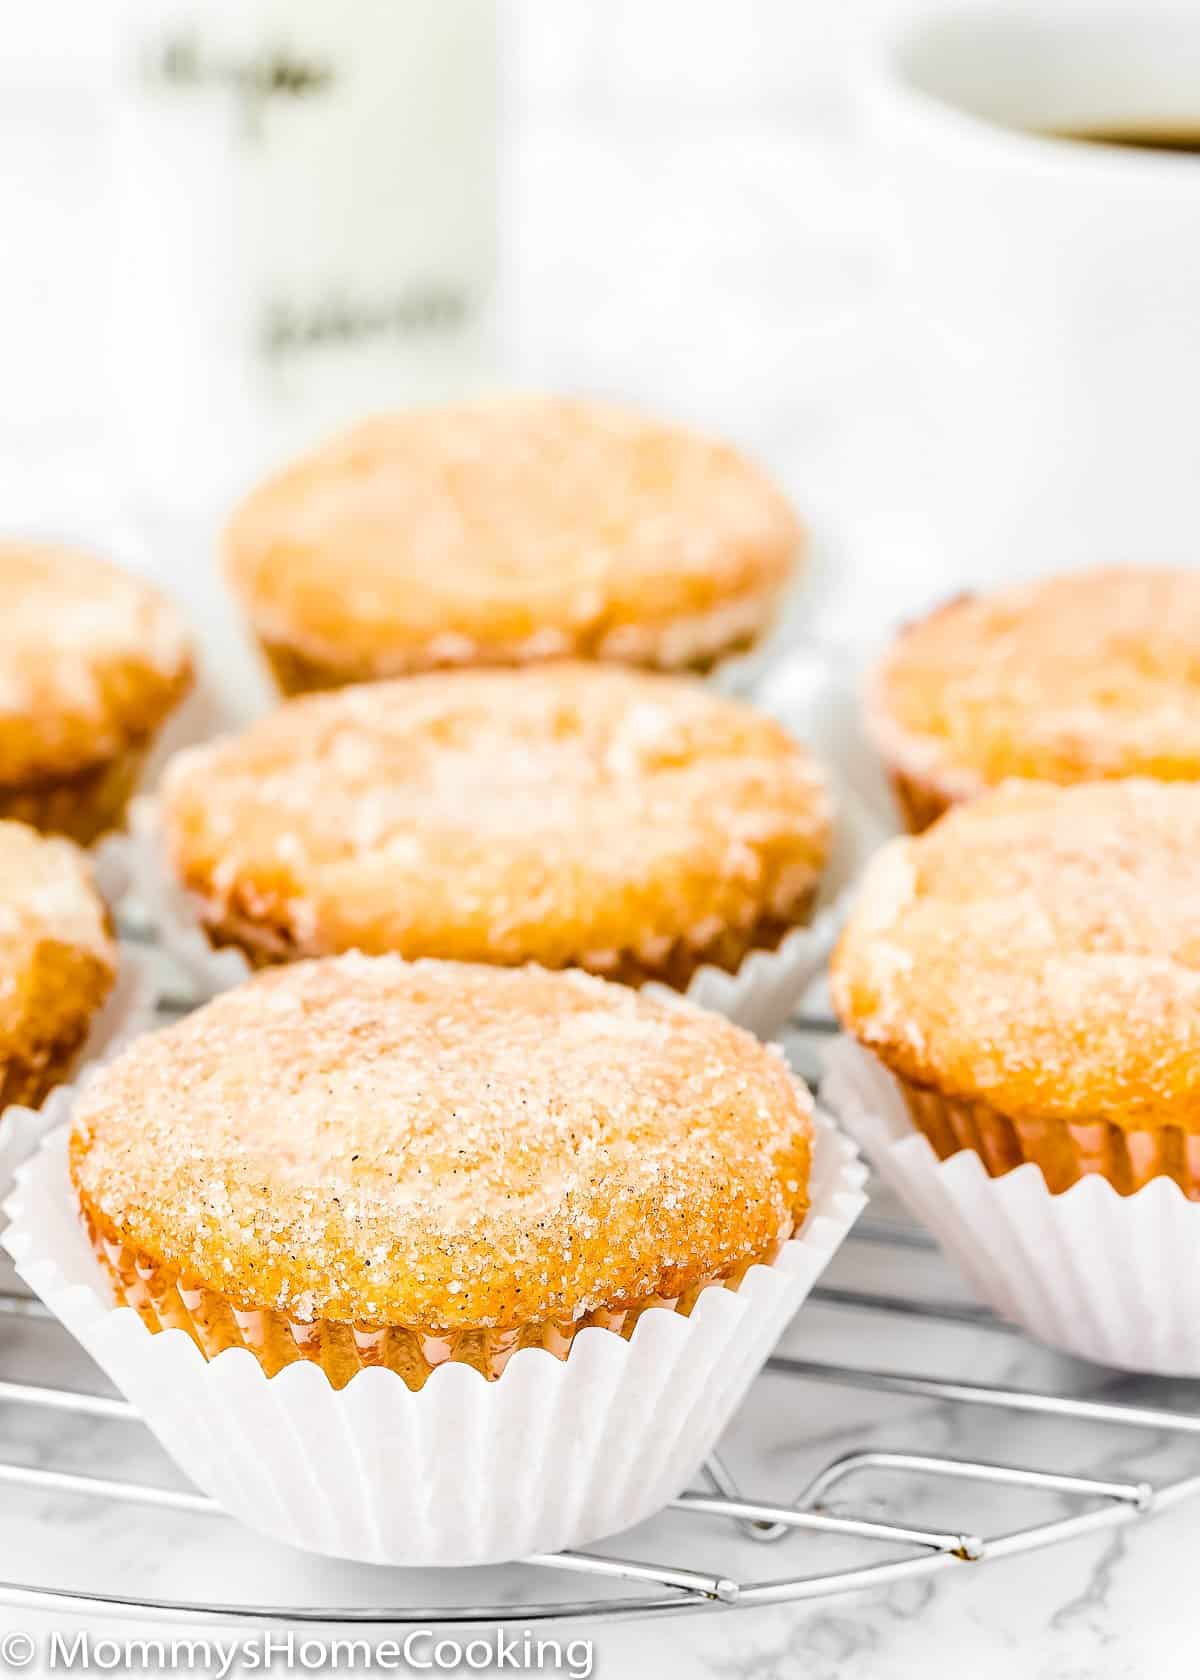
(161, 664, 831, 972)
(224, 396, 802, 676)
(71, 955, 813, 1328)
(870, 568, 1200, 800)
(0, 541, 191, 783)
(0, 819, 115, 1064)
(833, 780, 1200, 1129)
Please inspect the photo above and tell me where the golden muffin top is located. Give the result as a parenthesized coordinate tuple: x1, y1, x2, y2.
(833, 780, 1200, 1130)
(0, 820, 115, 1059)
(0, 541, 192, 783)
(223, 396, 803, 676)
(160, 663, 831, 970)
(869, 568, 1200, 801)
(70, 955, 813, 1329)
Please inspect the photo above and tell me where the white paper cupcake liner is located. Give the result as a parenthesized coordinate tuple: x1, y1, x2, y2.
(822, 1035, 1200, 1376)
(114, 795, 877, 1039)
(0, 947, 158, 1212)
(3, 1109, 865, 1568)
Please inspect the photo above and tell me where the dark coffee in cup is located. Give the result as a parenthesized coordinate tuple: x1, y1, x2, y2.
(1047, 124, 1200, 155)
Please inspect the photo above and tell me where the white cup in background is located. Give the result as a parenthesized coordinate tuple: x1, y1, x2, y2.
(862, 6, 1200, 589)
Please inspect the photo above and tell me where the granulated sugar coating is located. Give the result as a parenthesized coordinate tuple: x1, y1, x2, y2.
(0, 820, 115, 1103)
(70, 955, 813, 1330)
(161, 663, 831, 981)
(869, 567, 1200, 807)
(223, 395, 803, 686)
(0, 541, 191, 783)
(833, 780, 1200, 1129)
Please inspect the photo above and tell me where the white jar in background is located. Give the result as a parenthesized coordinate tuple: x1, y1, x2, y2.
(110, 0, 498, 511)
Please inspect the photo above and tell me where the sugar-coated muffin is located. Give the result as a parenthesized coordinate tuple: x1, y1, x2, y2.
(70, 954, 814, 1389)
(0, 541, 192, 841)
(224, 396, 803, 693)
(833, 779, 1200, 1195)
(0, 820, 116, 1113)
(159, 663, 832, 987)
(868, 567, 1200, 831)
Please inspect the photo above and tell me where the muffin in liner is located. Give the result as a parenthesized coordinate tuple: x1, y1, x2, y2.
(4, 1109, 865, 1567)
(866, 569, 1200, 834)
(832, 778, 1200, 1181)
(116, 790, 871, 1038)
(0, 537, 193, 843)
(137, 663, 850, 1035)
(225, 397, 805, 698)
(823, 1036, 1200, 1377)
(0, 949, 158, 1209)
(0, 820, 130, 1171)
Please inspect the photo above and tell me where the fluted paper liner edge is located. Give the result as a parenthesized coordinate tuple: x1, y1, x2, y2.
(822, 1035, 1200, 1377)
(3, 1107, 866, 1567)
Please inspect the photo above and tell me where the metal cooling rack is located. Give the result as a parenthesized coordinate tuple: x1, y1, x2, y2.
(4, 1274, 1200, 1626)
(2, 1001, 1200, 1627)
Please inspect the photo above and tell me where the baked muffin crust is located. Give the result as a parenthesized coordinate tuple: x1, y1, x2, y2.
(0, 541, 192, 788)
(160, 664, 831, 981)
(869, 568, 1200, 823)
(71, 955, 812, 1330)
(0, 820, 116, 1109)
(224, 397, 803, 687)
(833, 780, 1200, 1131)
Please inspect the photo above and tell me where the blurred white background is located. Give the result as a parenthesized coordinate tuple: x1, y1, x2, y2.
(0, 0, 1182, 640)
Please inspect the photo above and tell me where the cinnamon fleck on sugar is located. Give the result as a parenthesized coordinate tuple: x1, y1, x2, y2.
(870, 567, 1200, 806)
